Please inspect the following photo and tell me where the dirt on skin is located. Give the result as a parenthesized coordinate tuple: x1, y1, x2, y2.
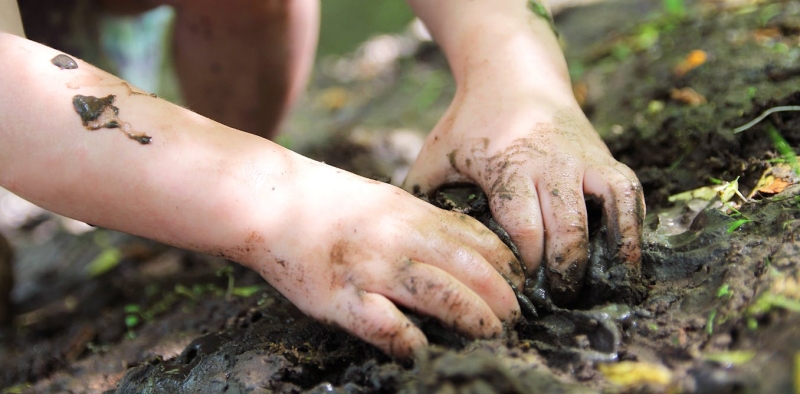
(3, 0, 800, 393)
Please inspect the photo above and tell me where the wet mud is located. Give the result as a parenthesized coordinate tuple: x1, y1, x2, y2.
(51, 54, 78, 70)
(3, 1, 800, 393)
(72, 94, 152, 144)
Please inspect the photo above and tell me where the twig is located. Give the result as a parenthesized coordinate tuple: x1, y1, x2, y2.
(733, 105, 800, 134)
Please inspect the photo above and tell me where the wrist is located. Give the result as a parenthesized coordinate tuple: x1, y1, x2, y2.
(426, 7, 571, 100)
(457, 27, 572, 94)
(200, 138, 300, 267)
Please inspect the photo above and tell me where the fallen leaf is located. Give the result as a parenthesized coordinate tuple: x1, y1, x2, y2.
(598, 361, 672, 387)
(750, 163, 798, 198)
(670, 87, 707, 106)
(668, 178, 743, 203)
(759, 177, 792, 194)
(668, 186, 718, 202)
(703, 350, 756, 367)
(674, 49, 708, 76)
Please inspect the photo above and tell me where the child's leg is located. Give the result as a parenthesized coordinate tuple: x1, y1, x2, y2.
(170, 0, 319, 139)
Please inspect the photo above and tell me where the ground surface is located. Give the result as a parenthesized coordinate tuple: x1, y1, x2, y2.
(3, 0, 800, 393)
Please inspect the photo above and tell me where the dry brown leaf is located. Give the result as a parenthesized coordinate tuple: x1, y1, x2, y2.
(670, 87, 707, 106)
(750, 163, 798, 198)
(759, 177, 792, 195)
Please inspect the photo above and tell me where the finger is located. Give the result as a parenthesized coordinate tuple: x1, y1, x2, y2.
(410, 227, 522, 320)
(537, 158, 590, 303)
(484, 176, 544, 277)
(584, 163, 645, 270)
(438, 211, 526, 287)
(362, 258, 507, 336)
(331, 289, 428, 359)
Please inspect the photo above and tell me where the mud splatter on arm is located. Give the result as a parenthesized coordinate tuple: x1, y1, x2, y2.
(51, 54, 78, 70)
(72, 94, 152, 144)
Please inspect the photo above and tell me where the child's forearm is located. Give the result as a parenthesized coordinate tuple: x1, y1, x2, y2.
(0, 21, 531, 358)
(406, 0, 574, 101)
(0, 32, 291, 263)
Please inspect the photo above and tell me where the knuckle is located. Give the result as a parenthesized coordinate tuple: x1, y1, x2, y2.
(612, 166, 643, 192)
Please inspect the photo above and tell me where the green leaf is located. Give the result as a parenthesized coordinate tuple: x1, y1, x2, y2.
(635, 25, 660, 50)
(706, 309, 717, 335)
(86, 248, 123, 277)
(232, 286, 263, 298)
(768, 125, 800, 175)
(174, 284, 196, 301)
(717, 284, 731, 298)
(704, 350, 755, 366)
(763, 294, 800, 313)
(125, 314, 140, 328)
(123, 304, 141, 314)
(727, 219, 751, 233)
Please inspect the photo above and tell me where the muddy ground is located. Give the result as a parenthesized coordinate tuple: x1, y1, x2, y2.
(3, 0, 800, 392)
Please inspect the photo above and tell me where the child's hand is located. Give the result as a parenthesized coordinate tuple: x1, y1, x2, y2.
(401, 0, 645, 304)
(242, 160, 523, 358)
(403, 92, 644, 303)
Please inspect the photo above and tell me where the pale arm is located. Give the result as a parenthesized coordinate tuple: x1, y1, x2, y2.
(0, 32, 523, 357)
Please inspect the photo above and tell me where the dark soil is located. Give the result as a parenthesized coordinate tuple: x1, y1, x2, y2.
(3, 1, 800, 393)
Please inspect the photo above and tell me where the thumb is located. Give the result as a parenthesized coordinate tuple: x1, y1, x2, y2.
(401, 141, 468, 196)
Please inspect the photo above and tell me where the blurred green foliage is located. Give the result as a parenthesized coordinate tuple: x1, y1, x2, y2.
(318, 0, 415, 56)
(662, 0, 685, 17)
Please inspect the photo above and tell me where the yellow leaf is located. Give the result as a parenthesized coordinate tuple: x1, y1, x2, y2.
(598, 361, 672, 387)
(703, 350, 755, 366)
(668, 186, 718, 202)
(668, 179, 744, 204)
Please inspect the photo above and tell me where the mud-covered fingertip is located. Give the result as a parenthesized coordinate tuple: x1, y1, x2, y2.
(546, 255, 588, 306)
(603, 180, 645, 272)
(617, 234, 643, 268)
(386, 327, 429, 360)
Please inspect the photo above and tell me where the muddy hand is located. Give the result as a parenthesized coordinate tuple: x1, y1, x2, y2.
(403, 96, 644, 304)
(243, 160, 523, 359)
